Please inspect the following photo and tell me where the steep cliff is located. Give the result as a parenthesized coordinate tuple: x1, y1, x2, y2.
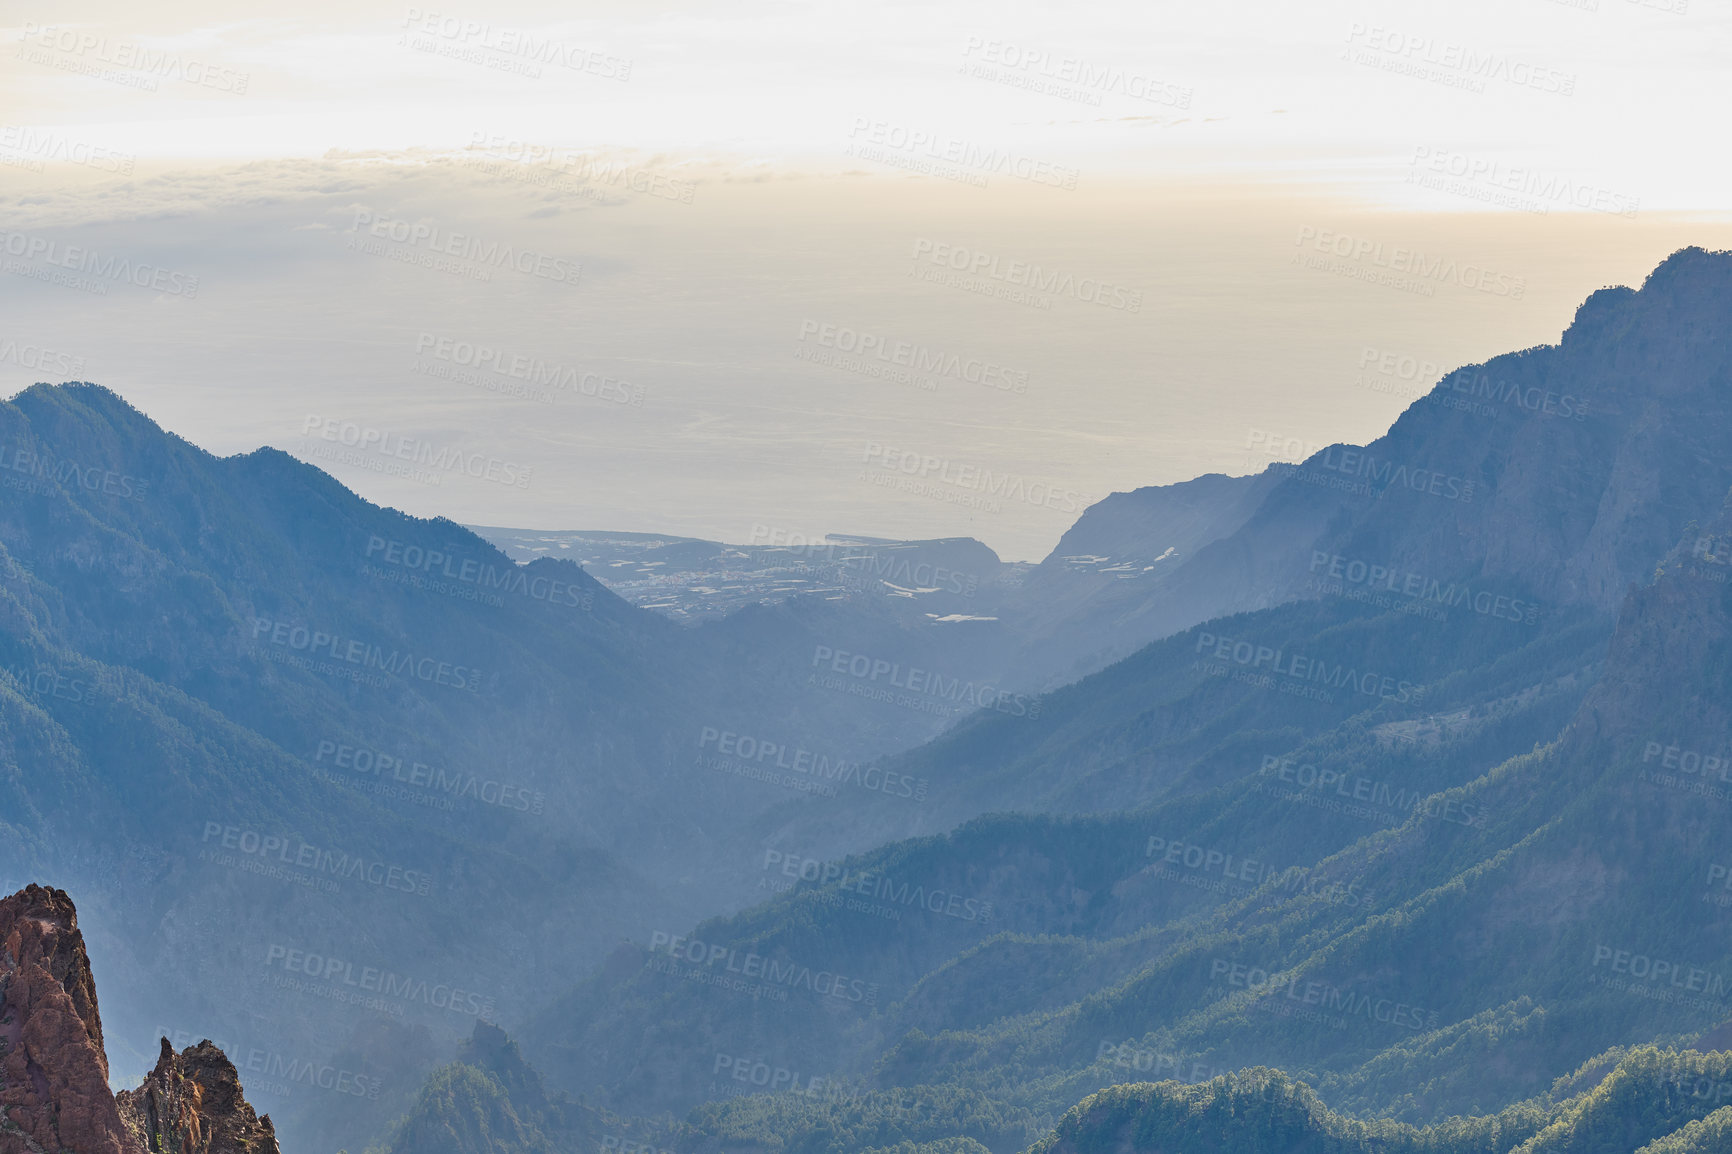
(115, 1039, 280, 1154)
(0, 885, 277, 1154)
(0, 883, 134, 1154)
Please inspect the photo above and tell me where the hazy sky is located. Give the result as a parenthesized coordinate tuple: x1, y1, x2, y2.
(3, 1, 1729, 558)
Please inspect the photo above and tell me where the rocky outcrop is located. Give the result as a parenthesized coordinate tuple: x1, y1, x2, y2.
(116, 1039, 280, 1154)
(0, 883, 134, 1154)
(0, 885, 277, 1154)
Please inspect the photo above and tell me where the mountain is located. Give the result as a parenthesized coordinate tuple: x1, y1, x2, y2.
(457, 248, 1732, 1154)
(994, 470, 1276, 684)
(505, 509, 1720, 1143)
(0, 883, 278, 1154)
(469, 475, 1275, 701)
(14, 247, 1732, 1154)
(374, 1020, 622, 1154)
(0, 381, 1050, 1153)
(733, 246, 1732, 853)
(1031, 1048, 1732, 1154)
(994, 245, 1732, 688)
(490, 250, 1732, 714)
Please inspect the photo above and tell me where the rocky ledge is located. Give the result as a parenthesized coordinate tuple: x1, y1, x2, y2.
(0, 883, 279, 1154)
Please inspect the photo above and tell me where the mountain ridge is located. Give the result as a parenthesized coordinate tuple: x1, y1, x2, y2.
(471, 248, 1732, 1154)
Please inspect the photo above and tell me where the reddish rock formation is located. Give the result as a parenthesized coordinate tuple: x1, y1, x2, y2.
(0, 883, 133, 1154)
(0, 885, 278, 1154)
(116, 1038, 280, 1154)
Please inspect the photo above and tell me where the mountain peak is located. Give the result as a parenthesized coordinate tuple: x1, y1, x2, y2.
(1641, 244, 1732, 291)
(116, 1038, 281, 1154)
(1560, 245, 1732, 353)
(0, 885, 278, 1154)
(9, 380, 158, 430)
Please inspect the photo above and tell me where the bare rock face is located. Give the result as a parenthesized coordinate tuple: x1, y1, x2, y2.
(0, 883, 134, 1154)
(0, 885, 278, 1154)
(116, 1039, 281, 1154)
